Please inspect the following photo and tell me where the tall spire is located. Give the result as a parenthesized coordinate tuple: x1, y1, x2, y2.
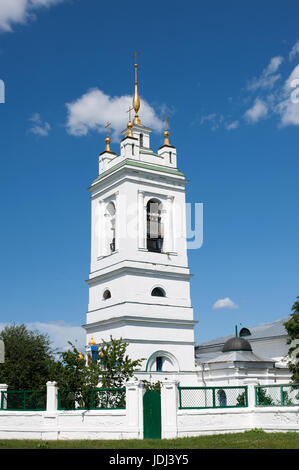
(133, 52, 141, 125)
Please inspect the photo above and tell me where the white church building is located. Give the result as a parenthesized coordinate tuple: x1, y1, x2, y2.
(0, 58, 297, 441)
(82, 57, 292, 388)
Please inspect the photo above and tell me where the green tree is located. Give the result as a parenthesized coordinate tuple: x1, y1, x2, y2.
(97, 336, 144, 389)
(284, 296, 299, 383)
(53, 336, 144, 410)
(142, 380, 162, 393)
(0, 324, 56, 390)
(236, 391, 246, 406)
(256, 387, 274, 406)
(51, 342, 100, 410)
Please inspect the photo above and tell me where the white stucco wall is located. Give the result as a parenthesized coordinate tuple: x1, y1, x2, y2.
(176, 407, 299, 437)
(0, 410, 132, 440)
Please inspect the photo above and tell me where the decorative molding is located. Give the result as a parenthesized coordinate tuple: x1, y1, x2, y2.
(83, 315, 198, 330)
(90, 159, 185, 188)
(86, 300, 194, 313)
(87, 266, 192, 285)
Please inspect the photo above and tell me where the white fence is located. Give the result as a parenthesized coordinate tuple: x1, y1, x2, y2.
(0, 380, 298, 440)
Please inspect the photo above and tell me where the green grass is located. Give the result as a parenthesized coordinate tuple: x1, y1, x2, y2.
(0, 430, 298, 449)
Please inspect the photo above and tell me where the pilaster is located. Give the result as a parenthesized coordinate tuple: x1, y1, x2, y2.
(46, 381, 58, 412)
(161, 380, 179, 438)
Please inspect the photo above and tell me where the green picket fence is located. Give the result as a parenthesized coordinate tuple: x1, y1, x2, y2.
(0, 390, 46, 411)
(57, 388, 126, 410)
(255, 383, 299, 407)
(178, 386, 248, 409)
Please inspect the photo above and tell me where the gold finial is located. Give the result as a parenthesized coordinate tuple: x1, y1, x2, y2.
(163, 115, 170, 146)
(133, 52, 141, 125)
(104, 122, 111, 152)
(126, 106, 134, 137)
(88, 337, 96, 346)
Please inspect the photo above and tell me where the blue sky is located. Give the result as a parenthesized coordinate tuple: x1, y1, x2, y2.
(0, 0, 298, 352)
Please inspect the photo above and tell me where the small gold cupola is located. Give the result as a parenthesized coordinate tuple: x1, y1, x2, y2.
(133, 52, 141, 125)
(104, 122, 112, 152)
(126, 106, 134, 137)
(163, 115, 170, 146)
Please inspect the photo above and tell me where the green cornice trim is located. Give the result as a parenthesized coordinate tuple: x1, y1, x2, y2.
(91, 158, 185, 186)
(139, 149, 158, 156)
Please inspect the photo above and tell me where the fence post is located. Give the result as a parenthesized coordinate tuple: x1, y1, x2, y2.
(126, 380, 144, 439)
(46, 381, 58, 412)
(161, 380, 178, 439)
(243, 379, 259, 409)
(0, 384, 8, 409)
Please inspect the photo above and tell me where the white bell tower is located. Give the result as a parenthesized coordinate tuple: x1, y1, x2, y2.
(83, 57, 197, 375)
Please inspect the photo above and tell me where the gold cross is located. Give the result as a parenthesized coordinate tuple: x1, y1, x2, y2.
(133, 51, 139, 65)
(127, 106, 134, 121)
(105, 122, 111, 137)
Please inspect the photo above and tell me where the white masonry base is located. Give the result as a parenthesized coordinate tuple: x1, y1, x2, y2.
(0, 380, 298, 440)
(176, 407, 299, 438)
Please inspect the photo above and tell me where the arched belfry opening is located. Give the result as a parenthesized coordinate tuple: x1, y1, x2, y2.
(146, 199, 163, 253)
(105, 201, 116, 253)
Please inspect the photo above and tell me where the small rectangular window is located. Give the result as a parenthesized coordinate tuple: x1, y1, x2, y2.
(132, 144, 135, 155)
(169, 151, 172, 164)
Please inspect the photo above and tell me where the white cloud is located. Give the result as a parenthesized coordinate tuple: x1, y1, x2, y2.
(289, 40, 299, 61)
(66, 88, 164, 141)
(199, 113, 217, 125)
(0, 321, 86, 353)
(0, 0, 65, 33)
(197, 113, 224, 131)
(277, 64, 299, 126)
(226, 120, 239, 130)
(244, 98, 268, 124)
(29, 112, 51, 136)
(247, 56, 283, 91)
(213, 297, 239, 310)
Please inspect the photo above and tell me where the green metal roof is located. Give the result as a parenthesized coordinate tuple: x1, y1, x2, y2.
(91, 158, 185, 186)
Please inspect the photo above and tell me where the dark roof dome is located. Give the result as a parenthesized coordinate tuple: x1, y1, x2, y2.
(222, 336, 252, 353)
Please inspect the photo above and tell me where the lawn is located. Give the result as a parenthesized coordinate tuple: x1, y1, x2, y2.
(0, 430, 298, 449)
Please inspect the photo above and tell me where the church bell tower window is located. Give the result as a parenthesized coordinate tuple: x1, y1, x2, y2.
(146, 199, 163, 253)
(106, 201, 116, 254)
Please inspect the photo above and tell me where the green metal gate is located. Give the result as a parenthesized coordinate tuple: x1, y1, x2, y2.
(143, 390, 161, 439)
